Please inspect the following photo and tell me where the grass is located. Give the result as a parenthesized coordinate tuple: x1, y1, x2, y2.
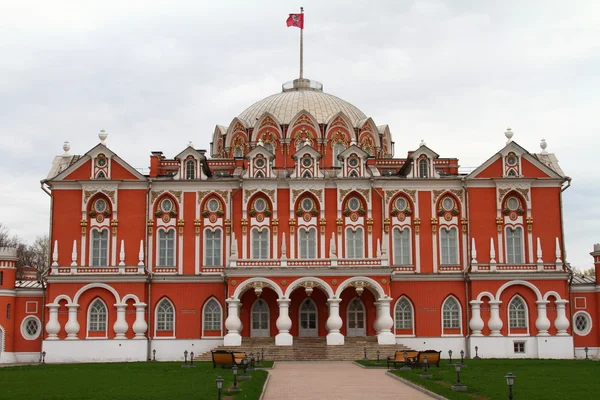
(0, 361, 268, 400)
(383, 359, 600, 400)
(354, 359, 389, 367)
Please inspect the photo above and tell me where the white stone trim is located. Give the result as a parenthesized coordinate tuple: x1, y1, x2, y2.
(441, 295, 463, 335)
(86, 298, 108, 339)
(393, 296, 415, 335)
(25, 301, 38, 314)
(154, 297, 176, 338)
(20, 316, 42, 340)
(507, 294, 530, 336)
(201, 297, 223, 337)
(73, 283, 121, 304)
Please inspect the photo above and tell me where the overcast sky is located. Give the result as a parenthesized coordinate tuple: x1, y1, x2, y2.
(1, 0, 598, 270)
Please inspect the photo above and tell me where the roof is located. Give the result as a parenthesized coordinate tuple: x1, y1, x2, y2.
(16, 280, 43, 289)
(237, 79, 367, 126)
(46, 155, 81, 180)
(571, 275, 596, 285)
(533, 153, 566, 176)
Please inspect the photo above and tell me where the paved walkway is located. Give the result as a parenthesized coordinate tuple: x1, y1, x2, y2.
(261, 362, 432, 399)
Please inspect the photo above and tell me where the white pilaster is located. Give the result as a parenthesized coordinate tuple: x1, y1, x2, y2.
(326, 298, 344, 345)
(275, 299, 293, 346)
(469, 300, 484, 336)
(65, 304, 80, 340)
(488, 300, 503, 336)
(224, 298, 243, 346)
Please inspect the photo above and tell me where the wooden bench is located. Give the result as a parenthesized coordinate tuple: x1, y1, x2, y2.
(387, 350, 419, 369)
(211, 350, 246, 369)
(412, 350, 442, 368)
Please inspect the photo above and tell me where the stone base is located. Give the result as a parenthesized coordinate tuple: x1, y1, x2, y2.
(452, 384, 467, 392)
(275, 332, 293, 346)
(377, 331, 395, 345)
(326, 332, 345, 345)
(224, 333, 242, 346)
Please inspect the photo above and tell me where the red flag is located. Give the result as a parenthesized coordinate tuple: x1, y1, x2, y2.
(286, 13, 304, 29)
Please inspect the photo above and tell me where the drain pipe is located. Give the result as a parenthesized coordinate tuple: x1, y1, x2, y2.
(462, 178, 472, 358)
(145, 178, 153, 361)
(39, 181, 52, 360)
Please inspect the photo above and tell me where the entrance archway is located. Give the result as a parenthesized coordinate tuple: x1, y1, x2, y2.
(251, 298, 270, 337)
(347, 298, 366, 336)
(299, 298, 318, 337)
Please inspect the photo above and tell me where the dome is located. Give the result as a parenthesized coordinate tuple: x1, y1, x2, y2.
(237, 78, 367, 127)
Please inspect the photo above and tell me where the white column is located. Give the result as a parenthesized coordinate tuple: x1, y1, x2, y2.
(113, 304, 129, 339)
(224, 298, 243, 346)
(469, 300, 484, 336)
(554, 300, 570, 336)
(326, 298, 344, 345)
(488, 300, 503, 336)
(45, 304, 60, 340)
(375, 298, 395, 344)
(373, 300, 382, 333)
(132, 303, 148, 339)
(275, 299, 293, 346)
(535, 300, 551, 336)
(65, 304, 80, 340)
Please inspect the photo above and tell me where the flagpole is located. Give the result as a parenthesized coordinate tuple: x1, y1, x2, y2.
(299, 6, 304, 80)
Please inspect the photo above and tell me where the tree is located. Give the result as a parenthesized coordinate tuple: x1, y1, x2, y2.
(0, 223, 49, 280)
(574, 267, 595, 278)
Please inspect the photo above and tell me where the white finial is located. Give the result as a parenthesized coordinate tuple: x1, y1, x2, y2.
(504, 127, 513, 144)
(52, 240, 59, 267)
(376, 239, 382, 258)
(281, 233, 287, 259)
(540, 138, 548, 154)
(489, 237, 496, 264)
(257, 138, 264, 147)
(419, 139, 425, 147)
(62, 141, 71, 156)
(98, 129, 108, 145)
(230, 232, 238, 260)
(138, 240, 144, 266)
(188, 141, 194, 148)
(555, 237, 562, 263)
(71, 240, 78, 267)
(471, 238, 478, 264)
(537, 237, 543, 263)
(119, 240, 126, 266)
(329, 233, 336, 258)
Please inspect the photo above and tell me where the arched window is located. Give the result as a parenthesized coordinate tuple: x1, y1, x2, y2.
(440, 227, 458, 265)
(205, 229, 222, 266)
(442, 297, 460, 329)
(203, 299, 222, 331)
(506, 227, 523, 264)
(299, 228, 316, 259)
(158, 230, 175, 266)
(96, 171, 106, 179)
(346, 228, 364, 259)
(418, 159, 429, 178)
(156, 299, 174, 331)
(349, 170, 359, 178)
(91, 229, 109, 266)
(509, 296, 527, 329)
(333, 143, 345, 167)
(88, 299, 107, 333)
(252, 229, 269, 259)
(185, 159, 195, 180)
(395, 298, 413, 330)
(393, 228, 411, 265)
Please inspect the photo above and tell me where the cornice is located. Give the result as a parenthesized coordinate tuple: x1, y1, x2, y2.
(225, 266, 393, 278)
(468, 272, 569, 281)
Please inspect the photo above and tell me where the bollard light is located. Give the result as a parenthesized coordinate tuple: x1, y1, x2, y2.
(420, 355, 432, 379)
(216, 376, 224, 400)
(249, 352, 255, 370)
(363, 347, 367, 360)
(261, 348, 265, 362)
(448, 349, 453, 364)
(152, 349, 156, 361)
(376, 350, 380, 364)
(474, 346, 480, 359)
(460, 349, 464, 365)
(585, 347, 589, 360)
(240, 357, 250, 380)
(505, 372, 515, 400)
(451, 363, 467, 391)
(401, 350, 411, 371)
(41, 351, 46, 364)
(181, 350, 190, 368)
(190, 352, 195, 367)
(230, 365, 241, 392)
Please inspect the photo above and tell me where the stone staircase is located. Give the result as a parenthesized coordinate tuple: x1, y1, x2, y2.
(195, 336, 411, 362)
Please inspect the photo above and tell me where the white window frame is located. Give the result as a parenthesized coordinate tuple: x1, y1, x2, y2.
(394, 296, 415, 336)
(441, 296, 462, 335)
(157, 229, 176, 267)
(573, 311, 593, 336)
(154, 298, 175, 338)
(508, 295, 529, 335)
(202, 297, 223, 337)
(90, 229, 109, 267)
(21, 316, 42, 340)
(204, 228, 223, 266)
(440, 227, 459, 265)
(26, 301, 38, 314)
(513, 341, 526, 354)
(299, 228, 317, 259)
(418, 158, 429, 178)
(393, 227, 411, 265)
(252, 228, 270, 259)
(185, 159, 195, 180)
(345, 227, 364, 259)
(87, 298, 108, 338)
(505, 226, 524, 264)
(333, 143, 345, 167)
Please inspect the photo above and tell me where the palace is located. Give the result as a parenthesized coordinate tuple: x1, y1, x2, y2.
(1, 77, 599, 363)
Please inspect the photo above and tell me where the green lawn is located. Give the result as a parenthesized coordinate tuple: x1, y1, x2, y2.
(0, 361, 268, 400)
(379, 359, 599, 400)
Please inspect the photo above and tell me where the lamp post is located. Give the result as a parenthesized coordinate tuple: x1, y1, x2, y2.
(451, 363, 467, 391)
(448, 350, 453, 365)
(474, 346, 480, 359)
(230, 365, 241, 392)
(460, 350, 465, 365)
(190, 351, 195, 367)
(363, 347, 367, 360)
(41, 351, 46, 364)
(585, 347, 589, 360)
(182, 350, 190, 368)
(420, 355, 432, 379)
(401, 350, 411, 371)
(261, 348, 265, 364)
(152, 349, 156, 361)
(239, 357, 250, 380)
(376, 350, 380, 365)
(505, 372, 515, 400)
(216, 376, 224, 400)
(249, 352, 255, 371)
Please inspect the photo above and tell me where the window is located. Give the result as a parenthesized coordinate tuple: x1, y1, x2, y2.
(160, 198, 173, 212)
(95, 156, 107, 167)
(254, 198, 267, 212)
(203, 299, 221, 331)
(507, 197, 519, 211)
(573, 312, 592, 336)
(506, 227, 523, 264)
(158, 230, 175, 266)
(395, 197, 407, 212)
(94, 198, 107, 213)
(418, 158, 428, 178)
(91, 230, 109, 266)
(21, 316, 41, 340)
(393, 228, 410, 265)
(186, 159, 195, 179)
(333, 143, 345, 167)
(301, 198, 314, 212)
(348, 157, 359, 167)
(395, 298, 413, 330)
(156, 299, 174, 331)
(299, 228, 316, 259)
(349, 170, 359, 177)
(205, 229, 222, 266)
(509, 297, 527, 329)
(255, 170, 265, 178)
(252, 229, 269, 259)
(440, 227, 458, 265)
(302, 157, 312, 167)
(255, 158, 265, 168)
(442, 297, 460, 329)
(513, 341, 525, 353)
(348, 197, 360, 211)
(442, 197, 454, 211)
(96, 171, 106, 179)
(346, 228, 364, 259)
(207, 199, 220, 213)
(88, 299, 107, 332)
(506, 154, 518, 166)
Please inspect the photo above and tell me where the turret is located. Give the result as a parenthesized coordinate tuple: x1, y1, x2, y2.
(590, 243, 600, 284)
(0, 247, 18, 289)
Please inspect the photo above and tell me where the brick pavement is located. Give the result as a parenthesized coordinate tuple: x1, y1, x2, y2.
(261, 361, 433, 399)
